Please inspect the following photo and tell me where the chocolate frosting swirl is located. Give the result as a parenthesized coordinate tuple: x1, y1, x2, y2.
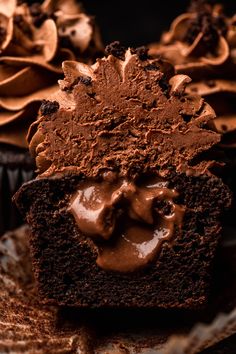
(149, 3, 236, 148)
(28, 48, 219, 178)
(0, 0, 103, 148)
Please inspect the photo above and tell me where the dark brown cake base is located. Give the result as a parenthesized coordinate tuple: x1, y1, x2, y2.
(0, 144, 35, 236)
(15, 173, 231, 309)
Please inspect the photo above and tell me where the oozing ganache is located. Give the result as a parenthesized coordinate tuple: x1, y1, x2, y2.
(69, 174, 185, 272)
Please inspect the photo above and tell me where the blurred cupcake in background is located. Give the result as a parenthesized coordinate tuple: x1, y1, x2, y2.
(0, 0, 103, 235)
(149, 0, 236, 224)
(149, 0, 236, 146)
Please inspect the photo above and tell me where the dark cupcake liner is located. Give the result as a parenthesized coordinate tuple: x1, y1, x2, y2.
(0, 145, 35, 236)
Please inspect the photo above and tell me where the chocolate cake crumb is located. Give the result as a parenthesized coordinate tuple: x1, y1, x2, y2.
(40, 100, 60, 116)
(0, 26, 6, 46)
(154, 199, 174, 216)
(105, 41, 126, 61)
(131, 46, 149, 61)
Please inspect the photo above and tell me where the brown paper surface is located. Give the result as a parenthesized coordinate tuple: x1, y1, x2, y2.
(0, 225, 235, 353)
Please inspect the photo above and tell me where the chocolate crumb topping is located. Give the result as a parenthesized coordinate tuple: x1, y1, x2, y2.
(14, 14, 32, 37)
(13, 14, 23, 25)
(159, 77, 170, 97)
(29, 3, 42, 17)
(62, 75, 92, 92)
(144, 63, 160, 71)
(206, 80, 216, 87)
(30, 3, 48, 27)
(131, 46, 149, 61)
(40, 100, 60, 116)
(79, 76, 92, 86)
(184, 9, 227, 52)
(188, 0, 217, 13)
(105, 41, 126, 61)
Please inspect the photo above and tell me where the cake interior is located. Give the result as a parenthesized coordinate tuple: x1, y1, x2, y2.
(15, 172, 231, 308)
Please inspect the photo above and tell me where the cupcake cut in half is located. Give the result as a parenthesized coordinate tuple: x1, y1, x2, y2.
(15, 46, 231, 309)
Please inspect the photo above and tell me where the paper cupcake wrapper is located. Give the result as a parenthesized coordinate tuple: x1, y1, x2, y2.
(160, 309, 236, 354)
(0, 225, 236, 353)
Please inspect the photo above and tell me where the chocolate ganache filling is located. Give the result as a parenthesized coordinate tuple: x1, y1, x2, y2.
(69, 173, 185, 272)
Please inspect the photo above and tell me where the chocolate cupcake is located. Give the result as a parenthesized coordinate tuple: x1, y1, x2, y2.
(0, 0, 103, 235)
(15, 48, 231, 308)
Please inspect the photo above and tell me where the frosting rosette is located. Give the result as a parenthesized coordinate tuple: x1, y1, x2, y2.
(0, 0, 103, 148)
(149, 1, 236, 148)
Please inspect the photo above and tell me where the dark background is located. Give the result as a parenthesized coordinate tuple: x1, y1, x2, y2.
(82, 1, 235, 47)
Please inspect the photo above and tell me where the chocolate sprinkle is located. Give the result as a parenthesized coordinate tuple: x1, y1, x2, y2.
(40, 100, 60, 116)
